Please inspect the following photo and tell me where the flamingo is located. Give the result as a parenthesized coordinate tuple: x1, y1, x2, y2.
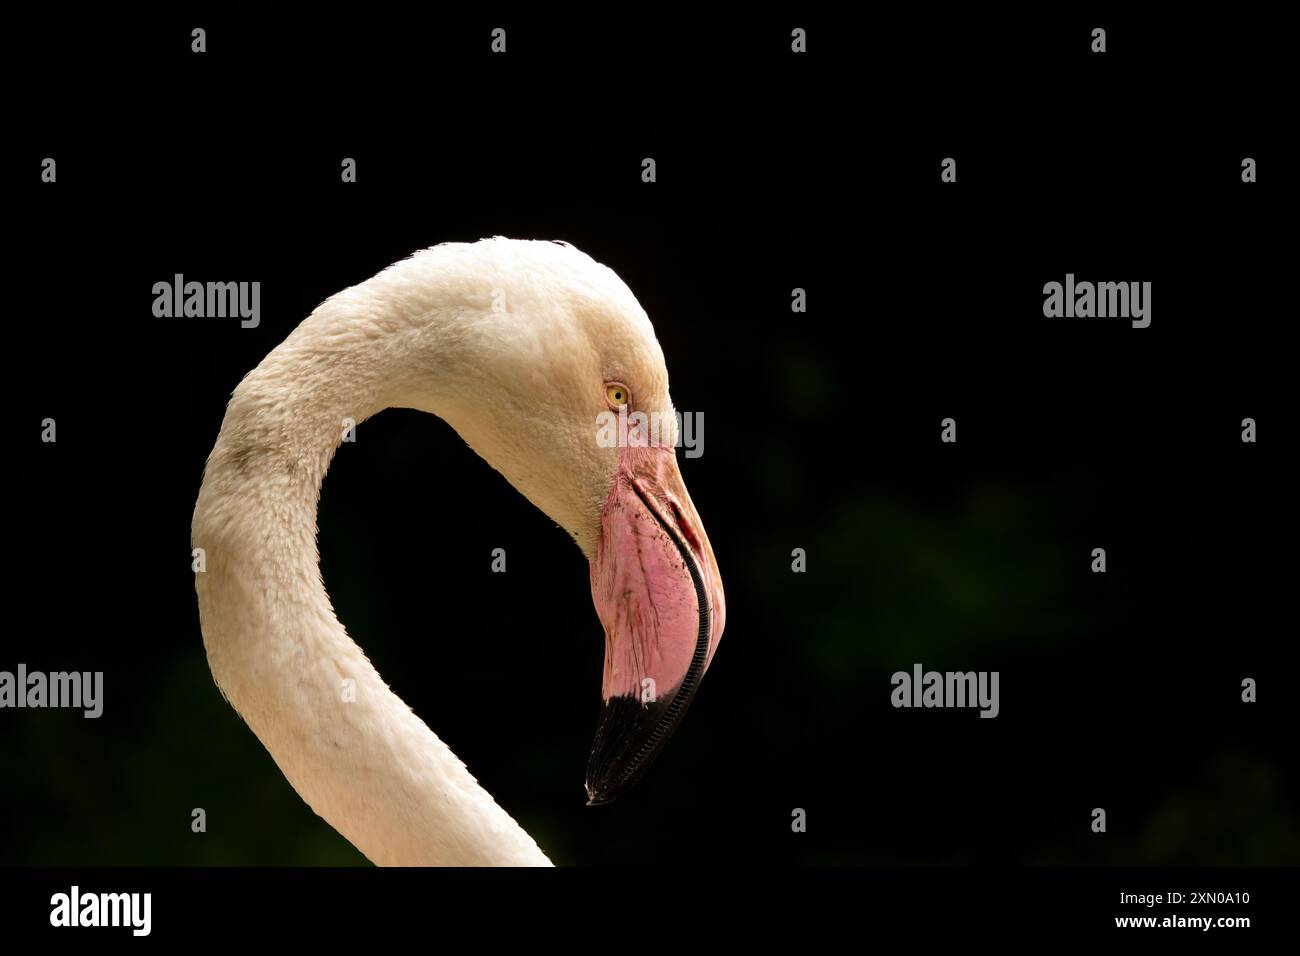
(191, 238, 726, 866)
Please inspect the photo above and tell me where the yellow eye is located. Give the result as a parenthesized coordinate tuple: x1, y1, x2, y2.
(605, 383, 629, 406)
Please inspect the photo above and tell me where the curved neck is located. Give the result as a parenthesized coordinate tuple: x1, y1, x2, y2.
(192, 286, 551, 866)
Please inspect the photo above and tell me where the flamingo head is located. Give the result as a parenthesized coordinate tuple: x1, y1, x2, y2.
(415, 239, 726, 806)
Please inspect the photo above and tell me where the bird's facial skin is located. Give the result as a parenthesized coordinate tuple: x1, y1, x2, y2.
(584, 408, 725, 805)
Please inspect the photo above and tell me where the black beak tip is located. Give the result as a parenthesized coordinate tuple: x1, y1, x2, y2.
(584, 770, 634, 807)
(584, 688, 692, 807)
(584, 760, 633, 807)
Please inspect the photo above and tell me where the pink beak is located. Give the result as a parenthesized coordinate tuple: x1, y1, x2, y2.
(585, 441, 726, 804)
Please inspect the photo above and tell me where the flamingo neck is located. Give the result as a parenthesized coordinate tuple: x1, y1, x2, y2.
(191, 289, 551, 867)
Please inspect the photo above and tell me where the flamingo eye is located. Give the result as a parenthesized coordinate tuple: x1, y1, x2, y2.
(605, 383, 629, 407)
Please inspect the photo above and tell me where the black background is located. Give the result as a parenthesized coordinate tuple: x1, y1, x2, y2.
(2, 6, 1292, 925)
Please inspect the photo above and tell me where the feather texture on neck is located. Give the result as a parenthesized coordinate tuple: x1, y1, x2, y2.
(192, 243, 565, 866)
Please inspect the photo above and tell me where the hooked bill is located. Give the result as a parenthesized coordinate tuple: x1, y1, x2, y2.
(585, 440, 725, 805)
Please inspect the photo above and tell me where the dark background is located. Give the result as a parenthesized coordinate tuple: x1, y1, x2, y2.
(3, 11, 1292, 868)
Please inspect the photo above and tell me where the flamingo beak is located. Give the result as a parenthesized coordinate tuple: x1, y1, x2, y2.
(584, 442, 726, 805)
